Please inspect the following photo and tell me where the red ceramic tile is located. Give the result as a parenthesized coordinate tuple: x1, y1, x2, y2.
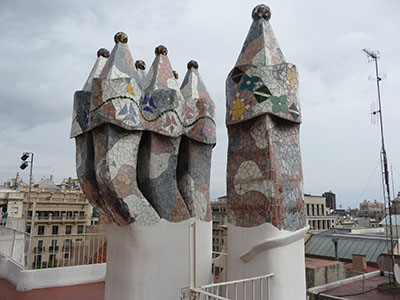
(0, 279, 104, 300)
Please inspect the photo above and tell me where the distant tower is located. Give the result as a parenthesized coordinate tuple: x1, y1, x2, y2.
(323, 191, 336, 210)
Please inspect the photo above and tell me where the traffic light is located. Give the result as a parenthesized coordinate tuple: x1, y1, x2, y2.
(20, 161, 29, 170)
(21, 153, 29, 161)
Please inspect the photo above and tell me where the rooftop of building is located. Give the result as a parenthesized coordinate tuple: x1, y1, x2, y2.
(311, 273, 399, 300)
(305, 257, 343, 270)
(306, 229, 391, 264)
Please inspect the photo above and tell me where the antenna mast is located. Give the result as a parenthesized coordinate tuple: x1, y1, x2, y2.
(362, 48, 395, 283)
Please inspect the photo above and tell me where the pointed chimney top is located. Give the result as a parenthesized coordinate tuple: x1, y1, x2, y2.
(99, 32, 139, 81)
(181, 60, 210, 100)
(235, 4, 285, 67)
(82, 48, 109, 91)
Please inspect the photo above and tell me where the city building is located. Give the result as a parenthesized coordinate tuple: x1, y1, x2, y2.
(211, 196, 227, 253)
(23, 177, 91, 268)
(1, 173, 25, 222)
(322, 191, 336, 210)
(304, 194, 336, 231)
(1, 175, 103, 269)
(334, 216, 358, 228)
(357, 199, 385, 223)
(0, 187, 24, 219)
(390, 192, 400, 214)
(360, 199, 384, 211)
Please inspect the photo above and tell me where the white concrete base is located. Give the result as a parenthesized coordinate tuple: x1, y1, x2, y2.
(105, 219, 212, 300)
(0, 255, 23, 287)
(0, 254, 106, 291)
(227, 223, 307, 300)
(17, 263, 106, 291)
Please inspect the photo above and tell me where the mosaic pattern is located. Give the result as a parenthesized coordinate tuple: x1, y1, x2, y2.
(135, 60, 146, 70)
(226, 5, 304, 231)
(71, 33, 215, 225)
(155, 45, 168, 56)
(97, 48, 110, 58)
(114, 32, 128, 44)
(252, 4, 271, 21)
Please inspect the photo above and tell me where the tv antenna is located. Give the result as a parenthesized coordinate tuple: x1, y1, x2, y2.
(362, 48, 397, 289)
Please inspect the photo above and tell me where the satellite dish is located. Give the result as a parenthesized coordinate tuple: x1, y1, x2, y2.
(394, 263, 400, 284)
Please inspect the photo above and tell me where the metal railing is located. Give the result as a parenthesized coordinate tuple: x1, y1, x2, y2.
(29, 232, 107, 269)
(0, 226, 30, 268)
(186, 273, 274, 300)
(0, 227, 107, 270)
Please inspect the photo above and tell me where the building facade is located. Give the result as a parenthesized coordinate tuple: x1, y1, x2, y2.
(1, 175, 100, 269)
(304, 194, 336, 231)
(211, 196, 227, 253)
(322, 191, 336, 210)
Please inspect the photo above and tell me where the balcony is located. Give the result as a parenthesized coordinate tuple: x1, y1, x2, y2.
(33, 247, 45, 254)
(49, 246, 59, 252)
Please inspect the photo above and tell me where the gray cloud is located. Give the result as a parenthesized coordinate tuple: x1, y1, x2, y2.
(1, 0, 400, 208)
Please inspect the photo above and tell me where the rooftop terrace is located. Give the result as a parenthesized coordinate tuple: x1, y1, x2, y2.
(0, 279, 104, 300)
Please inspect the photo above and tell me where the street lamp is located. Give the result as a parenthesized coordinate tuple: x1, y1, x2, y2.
(20, 152, 36, 268)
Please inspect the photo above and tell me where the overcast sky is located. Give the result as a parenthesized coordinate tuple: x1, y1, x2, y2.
(1, 0, 400, 209)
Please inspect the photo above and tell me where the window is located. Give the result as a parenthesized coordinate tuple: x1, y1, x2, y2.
(26, 226, 31, 234)
(66, 211, 72, 218)
(92, 208, 99, 217)
(38, 226, 45, 235)
(34, 240, 44, 253)
(311, 204, 315, 216)
(77, 225, 84, 234)
(79, 211, 85, 217)
(64, 253, 70, 259)
(48, 254, 57, 267)
(52, 225, 59, 235)
(33, 255, 42, 268)
(321, 204, 325, 216)
(65, 225, 72, 235)
(50, 239, 58, 252)
(63, 239, 71, 251)
(316, 204, 320, 216)
(306, 204, 310, 216)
